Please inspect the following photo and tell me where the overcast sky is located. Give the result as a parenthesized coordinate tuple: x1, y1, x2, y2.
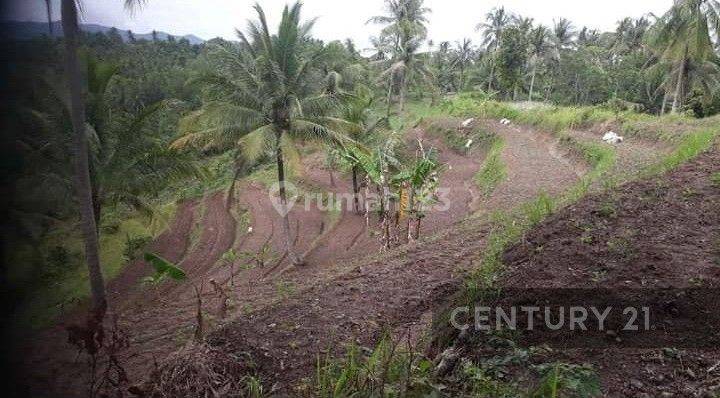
(5, 0, 673, 49)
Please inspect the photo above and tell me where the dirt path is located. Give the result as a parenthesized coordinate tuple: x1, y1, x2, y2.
(477, 120, 584, 215)
(569, 127, 673, 179)
(198, 122, 586, 393)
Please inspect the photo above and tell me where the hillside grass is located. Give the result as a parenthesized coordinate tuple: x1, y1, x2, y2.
(441, 93, 720, 143)
(455, 95, 718, 295)
(7, 203, 176, 330)
(475, 136, 507, 197)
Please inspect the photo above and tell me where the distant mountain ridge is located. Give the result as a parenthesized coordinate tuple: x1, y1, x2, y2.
(1, 20, 205, 45)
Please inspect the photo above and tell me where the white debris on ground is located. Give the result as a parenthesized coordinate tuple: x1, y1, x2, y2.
(500, 118, 512, 125)
(247, 226, 253, 233)
(602, 131, 624, 144)
(465, 139, 474, 148)
(460, 118, 475, 128)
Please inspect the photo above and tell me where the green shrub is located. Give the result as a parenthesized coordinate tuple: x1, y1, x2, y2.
(123, 234, 153, 261)
(424, 119, 496, 154)
(441, 95, 519, 120)
(437, 95, 716, 144)
(314, 336, 437, 397)
(530, 363, 601, 398)
(43, 245, 81, 280)
(461, 361, 521, 397)
(597, 200, 618, 218)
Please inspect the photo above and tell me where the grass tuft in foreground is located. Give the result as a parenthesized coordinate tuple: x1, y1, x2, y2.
(313, 335, 437, 397)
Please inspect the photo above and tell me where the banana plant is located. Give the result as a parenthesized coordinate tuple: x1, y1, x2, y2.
(350, 132, 405, 247)
(331, 86, 390, 213)
(141, 252, 187, 286)
(392, 141, 441, 241)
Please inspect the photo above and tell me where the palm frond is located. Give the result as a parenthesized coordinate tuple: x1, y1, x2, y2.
(237, 124, 274, 168)
(291, 119, 354, 149)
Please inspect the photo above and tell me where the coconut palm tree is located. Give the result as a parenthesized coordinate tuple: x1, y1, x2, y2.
(611, 17, 651, 56)
(512, 15, 534, 35)
(477, 7, 510, 54)
(647, 0, 720, 113)
(370, 0, 432, 114)
(44, 0, 53, 35)
(451, 38, 474, 91)
(379, 34, 433, 114)
(173, 2, 353, 266)
(61, 0, 106, 313)
(476, 7, 510, 92)
(577, 27, 601, 47)
(59, 0, 148, 313)
(552, 17, 576, 56)
(38, 58, 197, 234)
(432, 41, 456, 93)
(527, 25, 550, 101)
(368, 0, 430, 53)
(82, 58, 198, 230)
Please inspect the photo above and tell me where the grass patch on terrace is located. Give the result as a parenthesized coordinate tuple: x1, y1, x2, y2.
(460, 105, 718, 300)
(440, 93, 720, 143)
(558, 135, 618, 202)
(475, 136, 507, 197)
(422, 117, 497, 154)
(6, 203, 176, 330)
(643, 129, 718, 175)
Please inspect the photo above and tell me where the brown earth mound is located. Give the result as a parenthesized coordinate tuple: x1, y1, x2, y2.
(444, 148, 720, 397)
(135, 121, 584, 396)
(503, 148, 720, 290)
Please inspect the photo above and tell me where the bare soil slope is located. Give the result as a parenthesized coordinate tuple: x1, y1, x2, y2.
(22, 117, 663, 396)
(447, 147, 720, 397)
(162, 121, 585, 394)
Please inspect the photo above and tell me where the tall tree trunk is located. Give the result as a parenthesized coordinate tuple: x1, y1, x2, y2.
(275, 130, 303, 266)
(671, 57, 686, 114)
(528, 64, 537, 101)
(660, 89, 669, 116)
(379, 174, 391, 249)
(352, 165, 360, 214)
(398, 75, 407, 113)
(386, 80, 394, 118)
(573, 73, 580, 103)
(364, 176, 371, 227)
(45, 0, 53, 35)
(406, 187, 415, 242)
(62, 0, 106, 313)
(414, 210, 422, 240)
(93, 191, 101, 236)
(487, 62, 495, 92)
